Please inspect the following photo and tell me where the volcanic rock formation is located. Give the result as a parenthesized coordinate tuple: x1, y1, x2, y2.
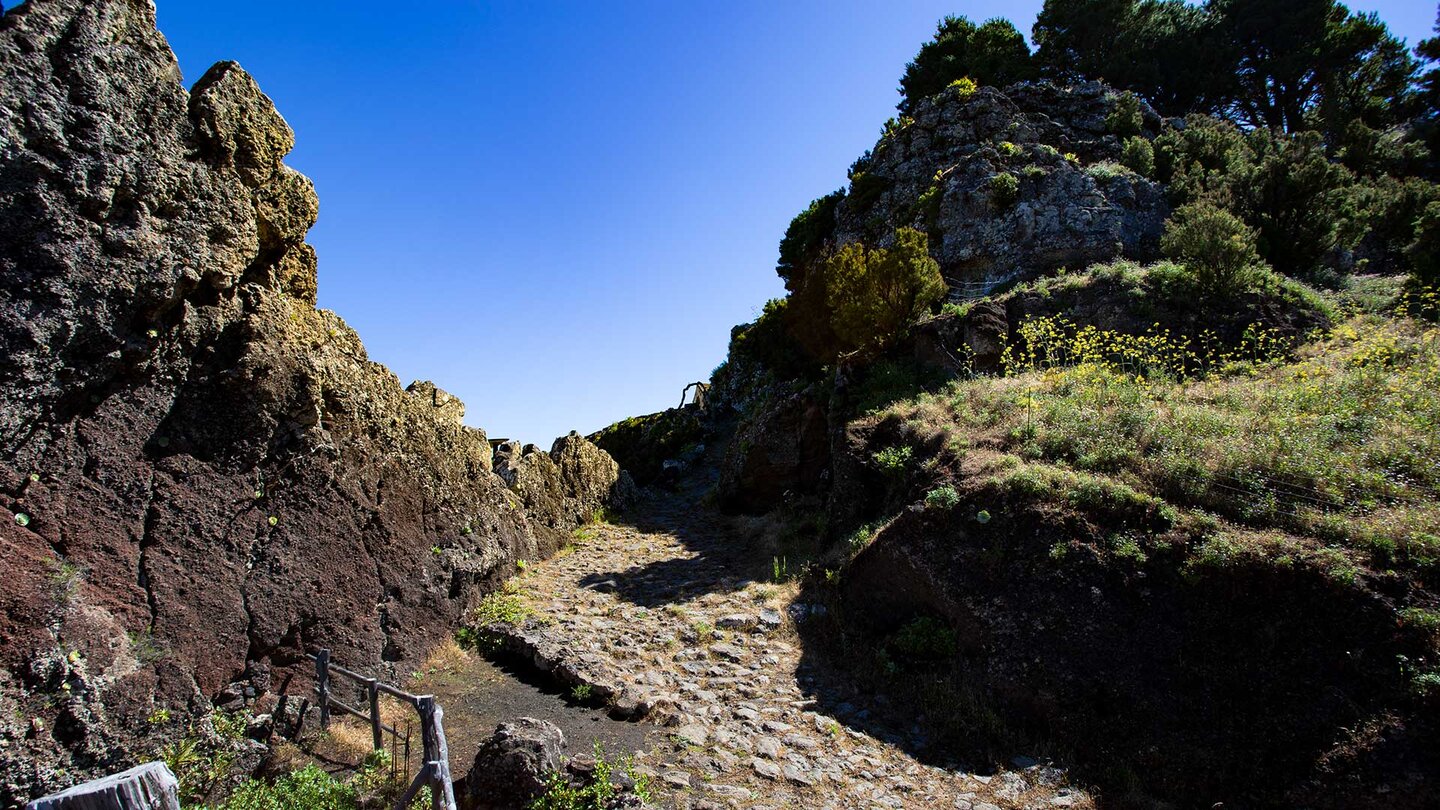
(0, 1, 623, 801)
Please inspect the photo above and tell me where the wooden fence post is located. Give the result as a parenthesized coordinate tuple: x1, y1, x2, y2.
(315, 648, 330, 729)
(366, 678, 382, 752)
(417, 696, 456, 810)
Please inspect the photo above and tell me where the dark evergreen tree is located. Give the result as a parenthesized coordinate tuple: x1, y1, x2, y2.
(1033, 0, 1220, 116)
(1210, 0, 1415, 134)
(897, 16, 1035, 112)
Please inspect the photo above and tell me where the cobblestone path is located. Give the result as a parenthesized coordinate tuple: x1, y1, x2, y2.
(484, 490, 1093, 810)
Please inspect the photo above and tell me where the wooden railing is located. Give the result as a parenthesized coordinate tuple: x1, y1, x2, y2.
(679, 381, 709, 410)
(308, 649, 456, 810)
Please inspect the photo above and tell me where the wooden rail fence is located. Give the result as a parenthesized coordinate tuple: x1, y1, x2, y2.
(308, 649, 457, 810)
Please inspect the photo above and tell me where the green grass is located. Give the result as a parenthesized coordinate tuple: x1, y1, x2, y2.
(468, 584, 534, 627)
(529, 743, 652, 810)
(877, 308, 1440, 581)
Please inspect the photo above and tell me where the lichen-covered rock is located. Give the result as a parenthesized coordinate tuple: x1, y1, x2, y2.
(837, 81, 1167, 290)
(492, 434, 627, 551)
(0, 0, 587, 801)
(495, 443, 567, 534)
(550, 432, 624, 523)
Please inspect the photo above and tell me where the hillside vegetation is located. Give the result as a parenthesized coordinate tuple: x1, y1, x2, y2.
(602, 1, 1440, 806)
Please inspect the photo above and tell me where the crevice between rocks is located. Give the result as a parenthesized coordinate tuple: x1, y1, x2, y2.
(136, 472, 162, 635)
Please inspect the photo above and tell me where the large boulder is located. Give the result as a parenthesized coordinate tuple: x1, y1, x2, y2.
(492, 434, 629, 553)
(550, 431, 628, 523)
(457, 719, 565, 810)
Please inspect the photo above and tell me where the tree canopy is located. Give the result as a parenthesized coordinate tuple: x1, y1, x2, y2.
(897, 16, 1035, 112)
(901, 0, 1422, 142)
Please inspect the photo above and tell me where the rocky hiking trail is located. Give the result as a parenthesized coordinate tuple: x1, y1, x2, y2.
(464, 478, 1095, 810)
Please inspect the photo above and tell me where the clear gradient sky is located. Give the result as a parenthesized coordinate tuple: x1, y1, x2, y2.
(153, 1, 1436, 445)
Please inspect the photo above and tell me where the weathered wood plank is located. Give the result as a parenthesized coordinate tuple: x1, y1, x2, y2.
(25, 762, 180, 810)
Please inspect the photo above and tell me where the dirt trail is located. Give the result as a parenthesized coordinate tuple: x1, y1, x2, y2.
(475, 481, 1095, 810)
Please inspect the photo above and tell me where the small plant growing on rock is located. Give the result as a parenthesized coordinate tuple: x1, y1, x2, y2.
(873, 445, 914, 474)
(948, 76, 978, 98)
(988, 172, 1019, 208)
(1399, 608, 1440, 635)
(128, 630, 168, 665)
(924, 485, 960, 510)
(1121, 136, 1155, 177)
(771, 555, 791, 582)
(469, 591, 533, 627)
(1085, 161, 1132, 182)
(891, 616, 958, 664)
(691, 619, 716, 642)
(530, 743, 652, 809)
(48, 558, 82, 605)
(570, 683, 593, 702)
(1105, 91, 1143, 137)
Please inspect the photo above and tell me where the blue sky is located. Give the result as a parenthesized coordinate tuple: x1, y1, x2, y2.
(154, 1, 1436, 445)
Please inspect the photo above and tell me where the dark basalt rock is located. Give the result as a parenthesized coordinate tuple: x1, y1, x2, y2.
(456, 718, 565, 810)
(0, 1, 624, 801)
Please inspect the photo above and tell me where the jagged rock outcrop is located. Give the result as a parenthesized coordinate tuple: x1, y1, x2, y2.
(0, 1, 621, 802)
(492, 433, 632, 551)
(838, 81, 1167, 289)
(714, 82, 1173, 514)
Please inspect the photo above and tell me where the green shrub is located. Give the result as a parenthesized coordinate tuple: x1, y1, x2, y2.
(1085, 161, 1132, 182)
(1399, 607, 1440, 635)
(469, 590, 532, 627)
(948, 76, 978, 97)
(848, 172, 893, 213)
(777, 191, 844, 290)
(1161, 202, 1264, 296)
(824, 228, 946, 355)
(1105, 91, 1143, 137)
(896, 13, 1034, 111)
(529, 743, 652, 809)
(874, 445, 915, 474)
(1407, 201, 1440, 290)
(924, 485, 960, 509)
(988, 172, 1019, 207)
(1157, 119, 1362, 278)
(1120, 136, 1154, 177)
(914, 183, 944, 232)
(214, 765, 356, 810)
(891, 616, 958, 662)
